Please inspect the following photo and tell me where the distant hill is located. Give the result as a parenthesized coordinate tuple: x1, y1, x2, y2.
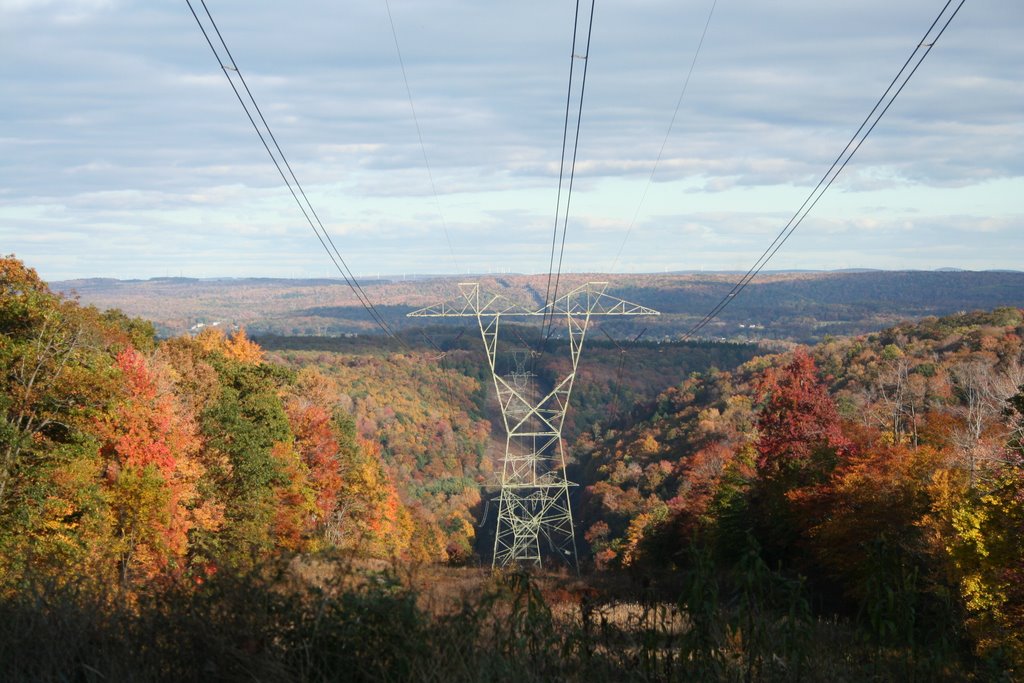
(52, 270, 1024, 343)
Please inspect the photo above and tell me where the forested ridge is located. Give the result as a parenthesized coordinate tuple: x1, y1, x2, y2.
(0, 256, 443, 587)
(3, 254, 1024, 680)
(55, 269, 1024, 342)
(577, 306, 1024, 667)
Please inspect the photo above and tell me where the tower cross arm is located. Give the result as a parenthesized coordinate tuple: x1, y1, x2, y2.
(407, 282, 535, 318)
(536, 282, 661, 317)
(407, 301, 480, 318)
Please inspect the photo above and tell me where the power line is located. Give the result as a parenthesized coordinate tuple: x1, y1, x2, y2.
(681, 0, 966, 341)
(577, 0, 717, 412)
(416, 328, 462, 428)
(608, 0, 718, 274)
(548, 0, 596, 325)
(540, 0, 584, 348)
(540, 0, 597, 347)
(591, 325, 653, 420)
(186, 0, 405, 344)
(380, 0, 474, 440)
(382, 0, 460, 274)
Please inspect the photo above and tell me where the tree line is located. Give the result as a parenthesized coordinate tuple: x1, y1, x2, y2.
(5, 253, 1024, 677)
(1, 256, 439, 595)
(577, 307, 1024, 669)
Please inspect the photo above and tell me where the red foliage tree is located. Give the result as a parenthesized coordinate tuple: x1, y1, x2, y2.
(750, 348, 852, 567)
(755, 348, 851, 490)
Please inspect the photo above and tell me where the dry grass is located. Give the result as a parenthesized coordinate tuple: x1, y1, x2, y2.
(0, 558, 986, 682)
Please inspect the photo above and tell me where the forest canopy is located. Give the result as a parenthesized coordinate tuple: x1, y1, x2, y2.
(4, 254, 1024, 678)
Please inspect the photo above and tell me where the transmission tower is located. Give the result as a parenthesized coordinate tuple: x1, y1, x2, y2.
(409, 282, 659, 570)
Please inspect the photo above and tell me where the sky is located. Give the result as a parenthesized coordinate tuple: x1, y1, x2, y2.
(1, 0, 1021, 281)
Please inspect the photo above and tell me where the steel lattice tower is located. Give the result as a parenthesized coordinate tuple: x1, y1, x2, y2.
(409, 282, 659, 569)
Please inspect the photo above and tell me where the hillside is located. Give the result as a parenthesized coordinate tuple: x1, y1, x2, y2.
(3, 256, 764, 570)
(258, 329, 761, 443)
(6, 254, 1024, 678)
(579, 306, 1024, 560)
(53, 270, 1024, 343)
(574, 306, 1024, 667)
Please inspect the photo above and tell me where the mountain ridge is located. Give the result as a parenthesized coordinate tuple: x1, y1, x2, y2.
(52, 269, 1024, 343)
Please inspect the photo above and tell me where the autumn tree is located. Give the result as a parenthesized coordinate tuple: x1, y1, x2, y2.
(193, 326, 263, 365)
(274, 349, 489, 558)
(223, 327, 264, 365)
(1, 255, 434, 589)
(576, 371, 756, 569)
(925, 454, 1024, 666)
(285, 368, 344, 531)
(755, 348, 850, 490)
(0, 256, 210, 592)
(0, 257, 128, 586)
(751, 348, 850, 565)
(790, 430, 951, 647)
(95, 348, 223, 586)
(1, 257, 99, 507)
(326, 410, 413, 559)
(268, 440, 317, 552)
(870, 353, 929, 446)
(949, 360, 1021, 484)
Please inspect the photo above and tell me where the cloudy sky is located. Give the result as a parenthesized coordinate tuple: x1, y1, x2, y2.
(1, 0, 1021, 280)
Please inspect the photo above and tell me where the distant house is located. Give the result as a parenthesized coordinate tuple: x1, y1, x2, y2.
(189, 320, 230, 335)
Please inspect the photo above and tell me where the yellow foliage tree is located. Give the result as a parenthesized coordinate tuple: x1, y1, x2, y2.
(192, 326, 263, 365)
(224, 327, 263, 365)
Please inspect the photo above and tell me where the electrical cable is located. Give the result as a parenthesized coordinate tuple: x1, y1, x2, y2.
(546, 0, 596, 344)
(598, 326, 627, 416)
(380, 0, 473, 444)
(539, 0, 583, 349)
(417, 328, 462, 428)
(601, 326, 648, 417)
(382, 0, 461, 274)
(186, 0, 406, 345)
(198, 0, 397, 339)
(539, 0, 596, 349)
(608, 0, 718, 274)
(586, 0, 717, 414)
(681, 0, 965, 341)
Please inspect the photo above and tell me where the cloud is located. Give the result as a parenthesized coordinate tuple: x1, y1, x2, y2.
(0, 0, 114, 23)
(1, 0, 1021, 279)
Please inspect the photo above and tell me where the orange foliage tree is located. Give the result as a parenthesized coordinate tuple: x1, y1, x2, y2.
(1, 256, 132, 587)
(96, 348, 222, 585)
(285, 369, 344, 529)
(193, 326, 263, 365)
